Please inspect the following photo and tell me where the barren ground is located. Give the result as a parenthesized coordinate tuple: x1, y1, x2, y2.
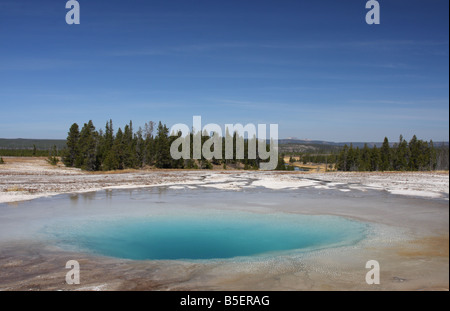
(0, 157, 448, 203)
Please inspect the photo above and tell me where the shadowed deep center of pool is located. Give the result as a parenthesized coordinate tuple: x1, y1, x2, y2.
(53, 214, 367, 260)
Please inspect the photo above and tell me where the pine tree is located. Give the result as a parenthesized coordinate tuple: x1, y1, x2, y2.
(346, 144, 361, 171)
(336, 145, 349, 171)
(416, 139, 432, 171)
(154, 121, 171, 168)
(103, 148, 120, 171)
(359, 143, 371, 171)
(429, 140, 437, 171)
(143, 121, 155, 166)
(393, 135, 409, 171)
(47, 145, 59, 165)
(302, 153, 308, 165)
(370, 145, 381, 171)
(436, 143, 449, 170)
(103, 120, 114, 160)
(135, 127, 145, 168)
(77, 120, 97, 171)
(275, 154, 287, 170)
(105, 119, 114, 149)
(408, 135, 419, 171)
(62, 123, 80, 167)
(380, 137, 391, 171)
(123, 121, 137, 168)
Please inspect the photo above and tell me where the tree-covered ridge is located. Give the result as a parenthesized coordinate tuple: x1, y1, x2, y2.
(335, 135, 446, 171)
(0, 145, 59, 157)
(0, 138, 66, 150)
(61, 120, 275, 171)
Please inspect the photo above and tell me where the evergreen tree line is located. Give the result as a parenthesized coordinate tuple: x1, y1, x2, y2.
(336, 135, 448, 172)
(61, 120, 278, 171)
(296, 154, 338, 166)
(0, 146, 57, 157)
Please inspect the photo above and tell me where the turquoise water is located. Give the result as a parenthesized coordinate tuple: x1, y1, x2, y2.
(47, 212, 368, 260)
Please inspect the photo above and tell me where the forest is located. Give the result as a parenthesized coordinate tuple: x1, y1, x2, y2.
(59, 120, 284, 171)
(334, 136, 448, 171)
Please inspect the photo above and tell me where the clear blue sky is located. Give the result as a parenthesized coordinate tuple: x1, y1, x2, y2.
(0, 0, 448, 142)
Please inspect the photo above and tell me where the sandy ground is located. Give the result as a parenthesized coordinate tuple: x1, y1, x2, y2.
(0, 157, 448, 291)
(0, 157, 448, 204)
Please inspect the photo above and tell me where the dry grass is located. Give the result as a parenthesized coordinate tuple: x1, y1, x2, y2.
(282, 156, 334, 173)
(0, 156, 48, 163)
(5, 187, 27, 192)
(88, 168, 142, 175)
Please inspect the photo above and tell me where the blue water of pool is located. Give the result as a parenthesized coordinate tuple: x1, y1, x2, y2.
(47, 212, 367, 260)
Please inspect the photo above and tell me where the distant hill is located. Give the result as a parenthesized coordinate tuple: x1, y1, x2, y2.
(279, 139, 449, 149)
(279, 139, 383, 148)
(0, 138, 66, 150)
(0, 137, 447, 152)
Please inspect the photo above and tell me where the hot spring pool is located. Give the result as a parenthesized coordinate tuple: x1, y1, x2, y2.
(44, 212, 367, 261)
(1, 188, 370, 261)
